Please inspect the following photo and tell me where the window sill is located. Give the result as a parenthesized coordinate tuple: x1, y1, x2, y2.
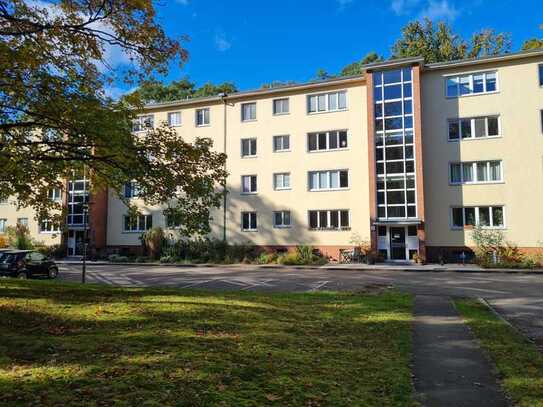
(449, 181, 505, 186)
(195, 124, 210, 128)
(307, 109, 348, 116)
(309, 227, 351, 232)
(448, 135, 502, 142)
(240, 192, 258, 195)
(241, 229, 258, 232)
(241, 156, 258, 159)
(309, 188, 350, 192)
(273, 225, 292, 229)
(308, 148, 349, 154)
(274, 187, 292, 191)
(169, 124, 182, 128)
(446, 90, 499, 99)
(451, 226, 506, 231)
(241, 119, 257, 123)
(273, 112, 290, 116)
(273, 150, 291, 153)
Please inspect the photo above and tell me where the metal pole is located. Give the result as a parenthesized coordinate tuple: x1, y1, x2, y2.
(82, 206, 87, 284)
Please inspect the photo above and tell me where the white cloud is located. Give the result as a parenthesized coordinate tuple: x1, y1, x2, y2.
(337, 0, 354, 10)
(419, 0, 458, 21)
(214, 31, 232, 52)
(390, 0, 458, 20)
(176, 0, 190, 5)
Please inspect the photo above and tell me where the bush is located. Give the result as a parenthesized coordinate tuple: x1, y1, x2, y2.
(6, 224, 34, 250)
(160, 238, 257, 264)
(37, 244, 66, 259)
(256, 252, 278, 264)
(276, 246, 328, 266)
(108, 254, 129, 263)
(0, 235, 7, 248)
(160, 255, 175, 264)
(142, 227, 165, 259)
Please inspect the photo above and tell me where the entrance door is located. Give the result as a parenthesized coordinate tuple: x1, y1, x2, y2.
(389, 227, 407, 260)
(67, 230, 86, 256)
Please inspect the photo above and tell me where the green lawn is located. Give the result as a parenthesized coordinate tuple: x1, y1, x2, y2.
(455, 299, 543, 407)
(0, 280, 414, 406)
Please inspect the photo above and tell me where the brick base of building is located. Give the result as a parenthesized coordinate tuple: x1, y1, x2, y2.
(426, 246, 543, 264)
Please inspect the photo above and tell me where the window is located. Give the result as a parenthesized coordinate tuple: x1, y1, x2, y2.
(450, 161, 502, 184)
(308, 170, 348, 191)
(241, 175, 257, 193)
(0, 197, 7, 205)
(48, 188, 62, 201)
(308, 210, 350, 230)
(446, 71, 498, 97)
(17, 218, 28, 226)
(273, 135, 290, 152)
(540, 110, 543, 134)
(165, 214, 182, 229)
(124, 181, 141, 198)
(123, 214, 153, 232)
(308, 130, 348, 152)
(451, 206, 504, 228)
(241, 103, 256, 121)
(273, 173, 291, 190)
(448, 116, 500, 140)
(241, 138, 257, 157)
(196, 108, 210, 126)
(40, 220, 60, 233)
(168, 112, 181, 126)
(132, 115, 154, 132)
(273, 98, 289, 115)
(241, 212, 257, 231)
(273, 211, 291, 228)
(307, 91, 347, 113)
(0, 219, 6, 233)
(539, 64, 543, 87)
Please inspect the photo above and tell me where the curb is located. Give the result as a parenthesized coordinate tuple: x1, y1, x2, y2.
(55, 261, 543, 274)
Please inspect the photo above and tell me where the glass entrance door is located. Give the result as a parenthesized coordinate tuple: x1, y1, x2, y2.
(389, 227, 407, 260)
(67, 230, 86, 256)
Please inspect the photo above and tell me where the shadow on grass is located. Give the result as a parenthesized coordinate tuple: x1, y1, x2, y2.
(0, 280, 414, 406)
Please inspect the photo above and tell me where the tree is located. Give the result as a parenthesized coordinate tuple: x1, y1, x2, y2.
(0, 1, 227, 235)
(340, 51, 383, 76)
(391, 19, 511, 63)
(131, 79, 238, 104)
(522, 24, 543, 50)
(314, 68, 332, 81)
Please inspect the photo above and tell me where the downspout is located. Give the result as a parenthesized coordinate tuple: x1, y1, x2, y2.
(220, 93, 228, 243)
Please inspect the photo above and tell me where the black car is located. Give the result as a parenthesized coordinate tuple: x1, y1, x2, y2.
(0, 250, 59, 279)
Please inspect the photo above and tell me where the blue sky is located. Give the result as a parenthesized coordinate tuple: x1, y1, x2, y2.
(115, 0, 542, 93)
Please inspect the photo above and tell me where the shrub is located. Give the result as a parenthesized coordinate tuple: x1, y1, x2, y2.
(160, 238, 257, 264)
(0, 235, 7, 248)
(6, 224, 34, 250)
(160, 255, 175, 263)
(142, 227, 165, 259)
(108, 254, 129, 263)
(37, 244, 66, 259)
(276, 246, 328, 266)
(256, 252, 278, 264)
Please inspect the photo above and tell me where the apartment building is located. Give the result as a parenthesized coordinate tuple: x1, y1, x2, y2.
(1, 49, 542, 261)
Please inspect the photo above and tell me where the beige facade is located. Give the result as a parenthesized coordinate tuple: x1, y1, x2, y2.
(1, 49, 543, 260)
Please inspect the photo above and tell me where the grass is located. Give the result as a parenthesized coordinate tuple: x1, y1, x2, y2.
(455, 299, 543, 407)
(0, 280, 414, 406)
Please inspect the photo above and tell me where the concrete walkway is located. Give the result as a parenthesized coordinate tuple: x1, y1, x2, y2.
(413, 296, 508, 407)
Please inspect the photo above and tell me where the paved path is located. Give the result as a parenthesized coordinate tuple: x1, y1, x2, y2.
(413, 296, 507, 407)
(58, 263, 543, 346)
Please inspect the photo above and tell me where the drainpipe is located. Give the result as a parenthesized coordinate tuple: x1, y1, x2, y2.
(219, 93, 228, 243)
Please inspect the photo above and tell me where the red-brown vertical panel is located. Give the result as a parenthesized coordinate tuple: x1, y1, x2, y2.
(366, 72, 378, 250)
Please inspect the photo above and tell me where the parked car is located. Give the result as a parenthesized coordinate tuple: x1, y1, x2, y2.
(0, 250, 59, 279)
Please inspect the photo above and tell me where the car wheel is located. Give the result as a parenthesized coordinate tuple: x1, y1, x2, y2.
(17, 272, 28, 280)
(48, 267, 59, 279)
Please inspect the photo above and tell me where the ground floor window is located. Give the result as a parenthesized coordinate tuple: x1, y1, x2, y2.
(451, 206, 504, 228)
(123, 214, 153, 232)
(40, 220, 61, 233)
(273, 211, 291, 228)
(241, 212, 257, 231)
(0, 219, 6, 233)
(308, 210, 349, 230)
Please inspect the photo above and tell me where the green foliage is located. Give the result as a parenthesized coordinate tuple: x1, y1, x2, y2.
(161, 238, 257, 264)
(0, 280, 414, 406)
(340, 51, 383, 76)
(522, 24, 543, 50)
(5, 224, 34, 250)
(141, 227, 165, 259)
(108, 254, 129, 263)
(37, 244, 65, 259)
(256, 252, 278, 264)
(276, 246, 327, 266)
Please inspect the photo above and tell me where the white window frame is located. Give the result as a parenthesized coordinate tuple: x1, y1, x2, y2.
(0, 218, 7, 233)
(124, 181, 141, 198)
(450, 206, 506, 229)
(272, 135, 290, 152)
(241, 211, 257, 231)
(308, 170, 349, 191)
(273, 210, 291, 228)
(445, 70, 499, 98)
(449, 161, 503, 185)
(168, 111, 182, 127)
(132, 115, 154, 132)
(241, 138, 257, 157)
(48, 188, 62, 201)
(273, 98, 289, 115)
(195, 108, 210, 127)
(307, 130, 348, 152)
(307, 90, 347, 114)
(241, 175, 257, 194)
(39, 220, 60, 234)
(241, 102, 257, 122)
(123, 214, 153, 233)
(273, 172, 291, 190)
(308, 209, 350, 230)
(447, 116, 501, 141)
(539, 64, 543, 87)
(17, 218, 28, 226)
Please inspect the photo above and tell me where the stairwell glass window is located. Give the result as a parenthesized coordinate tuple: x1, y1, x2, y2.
(132, 115, 154, 132)
(448, 116, 500, 140)
(446, 71, 498, 97)
(168, 112, 181, 126)
(309, 170, 348, 191)
(273, 211, 291, 228)
(241, 212, 257, 231)
(241, 175, 257, 194)
(273, 173, 291, 190)
(307, 91, 347, 114)
(308, 210, 350, 230)
(450, 161, 502, 184)
(273, 135, 290, 152)
(273, 98, 289, 115)
(241, 103, 256, 121)
(123, 214, 152, 232)
(308, 130, 348, 152)
(195, 108, 210, 126)
(241, 138, 257, 157)
(124, 181, 141, 198)
(539, 64, 543, 87)
(451, 206, 504, 229)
